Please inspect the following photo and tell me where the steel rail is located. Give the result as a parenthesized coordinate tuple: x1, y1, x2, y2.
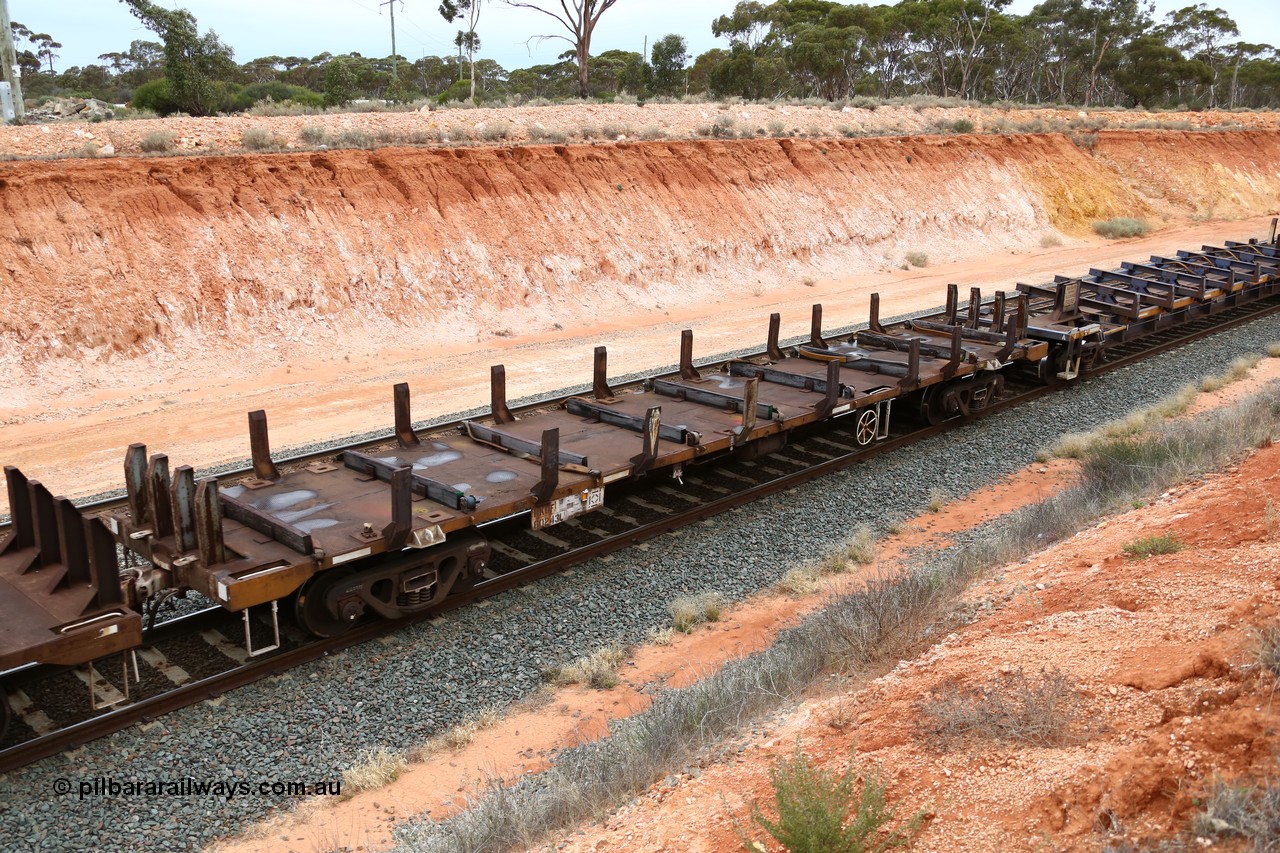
(3, 294, 1279, 774)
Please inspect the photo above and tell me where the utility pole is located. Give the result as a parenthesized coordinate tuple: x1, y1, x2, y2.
(0, 0, 25, 123)
(381, 0, 399, 81)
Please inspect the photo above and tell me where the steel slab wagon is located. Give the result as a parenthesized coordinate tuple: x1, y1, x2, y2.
(1, 224, 1277, 733)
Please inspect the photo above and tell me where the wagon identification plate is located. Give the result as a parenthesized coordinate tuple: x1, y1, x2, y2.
(532, 487, 604, 529)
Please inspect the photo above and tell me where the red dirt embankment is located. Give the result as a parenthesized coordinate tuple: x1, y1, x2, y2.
(2, 129, 1279, 381)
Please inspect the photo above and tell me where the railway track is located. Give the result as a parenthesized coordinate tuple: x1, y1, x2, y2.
(4, 291, 1278, 774)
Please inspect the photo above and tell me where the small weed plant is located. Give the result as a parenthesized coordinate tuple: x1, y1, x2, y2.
(904, 251, 929, 268)
(1121, 532, 1183, 559)
(742, 747, 923, 853)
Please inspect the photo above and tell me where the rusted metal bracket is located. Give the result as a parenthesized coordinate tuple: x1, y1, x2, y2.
(3, 466, 34, 551)
(381, 466, 413, 550)
(1048, 279, 1082, 322)
(171, 466, 198, 554)
(462, 421, 590, 468)
(967, 288, 982, 330)
(991, 291, 1006, 332)
(222, 494, 314, 556)
(344, 450, 478, 512)
(898, 339, 921, 390)
(738, 376, 760, 438)
(942, 326, 964, 379)
(810, 304, 828, 349)
(30, 480, 60, 569)
(530, 428, 560, 505)
(53, 497, 92, 590)
(814, 360, 842, 417)
(567, 397, 698, 445)
(652, 378, 775, 422)
(490, 365, 515, 425)
(394, 383, 421, 448)
(869, 293, 886, 334)
(944, 284, 958, 323)
(194, 478, 226, 567)
(679, 330, 701, 381)
(146, 454, 174, 540)
(248, 410, 280, 482)
(86, 515, 123, 606)
(630, 407, 661, 473)
(592, 347, 616, 401)
(124, 444, 149, 527)
(766, 313, 784, 361)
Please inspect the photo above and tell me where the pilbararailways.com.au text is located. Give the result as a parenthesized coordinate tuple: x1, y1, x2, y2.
(54, 776, 342, 802)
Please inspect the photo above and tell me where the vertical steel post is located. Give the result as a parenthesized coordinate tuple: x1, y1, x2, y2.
(394, 382, 421, 448)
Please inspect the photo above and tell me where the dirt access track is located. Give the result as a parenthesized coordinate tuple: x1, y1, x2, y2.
(1, 119, 1280, 513)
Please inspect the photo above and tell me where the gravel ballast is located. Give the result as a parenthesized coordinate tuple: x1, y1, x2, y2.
(3, 311, 1280, 851)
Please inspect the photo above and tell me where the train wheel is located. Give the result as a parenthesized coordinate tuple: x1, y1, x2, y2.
(854, 408, 879, 446)
(293, 572, 360, 638)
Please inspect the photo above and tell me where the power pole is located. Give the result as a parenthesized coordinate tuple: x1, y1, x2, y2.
(381, 0, 399, 81)
(0, 0, 25, 123)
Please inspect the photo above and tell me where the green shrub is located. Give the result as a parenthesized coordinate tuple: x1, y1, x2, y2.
(1121, 532, 1183, 558)
(1093, 217, 1150, 239)
(905, 251, 929, 268)
(140, 129, 176, 153)
(744, 748, 923, 853)
(232, 81, 323, 112)
(950, 118, 975, 133)
(130, 78, 180, 116)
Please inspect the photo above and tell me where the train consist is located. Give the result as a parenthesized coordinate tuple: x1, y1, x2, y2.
(2, 225, 1278, 732)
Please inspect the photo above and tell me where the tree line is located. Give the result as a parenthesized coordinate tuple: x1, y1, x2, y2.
(8, 0, 1280, 116)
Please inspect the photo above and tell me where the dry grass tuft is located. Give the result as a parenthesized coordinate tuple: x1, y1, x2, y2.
(544, 643, 630, 689)
(1193, 769, 1280, 848)
(1252, 624, 1280, 678)
(778, 565, 821, 596)
(917, 667, 1085, 748)
(342, 748, 408, 793)
(669, 592, 728, 633)
(926, 489, 947, 513)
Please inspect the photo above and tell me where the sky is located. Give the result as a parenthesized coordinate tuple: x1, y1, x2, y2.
(10, 0, 1280, 76)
